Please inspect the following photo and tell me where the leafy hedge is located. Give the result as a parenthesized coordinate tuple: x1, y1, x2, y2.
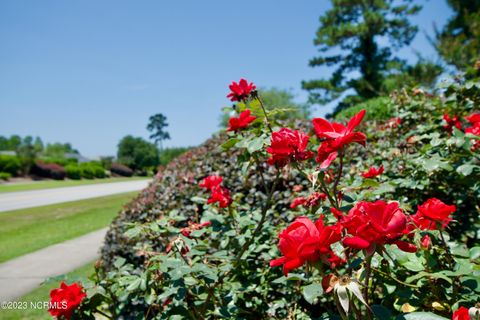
(0, 154, 22, 176)
(54, 79, 480, 320)
(65, 162, 106, 180)
(30, 161, 66, 180)
(110, 163, 134, 177)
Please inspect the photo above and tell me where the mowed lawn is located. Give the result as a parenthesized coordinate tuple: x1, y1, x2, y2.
(0, 192, 138, 262)
(0, 261, 95, 320)
(0, 177, 148, 193)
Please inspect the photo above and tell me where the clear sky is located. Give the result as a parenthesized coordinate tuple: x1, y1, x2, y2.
(0, 0, 452, 158)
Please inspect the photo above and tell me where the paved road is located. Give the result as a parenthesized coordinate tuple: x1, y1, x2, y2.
(0, 228, 108, 302)
(0, 180, 150, 212)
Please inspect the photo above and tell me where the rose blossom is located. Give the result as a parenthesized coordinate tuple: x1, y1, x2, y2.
(452, 306, 470, 320)
(312, 110, 366, 168)
(48, 282, 86, 319)
(409, 198, 456, 230)
(199, 175, 223, 190)
(266, 128, 314, 167)
(270, 216, 341, 275)
(361, 165, 384, 178)
(227, 78, 256, 102)
(227, 109, 256, 131)
(342, 200, 417, 253)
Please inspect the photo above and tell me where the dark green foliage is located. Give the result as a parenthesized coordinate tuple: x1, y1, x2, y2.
(302, 0, 442, 115)
(65, 164, 82, 180)
(147, 113, 171, 149)
(436, 0, 480, 75)
(110, 163, 134, 177)
(158, 147, 191, 166)
(117, 135, 159, 173)
(0, 155, 22, 176)
(31, 161, 66, 180)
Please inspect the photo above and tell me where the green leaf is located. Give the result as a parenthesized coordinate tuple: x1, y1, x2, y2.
(470, 247, 480, 260)
(126, 278, 142, 292)
(456, 164, 478, 176)
(372, 304, 392, 320)
(221, 138, 240, 151)
(302, 283, 323, 304)
(247, 137, 265, 153)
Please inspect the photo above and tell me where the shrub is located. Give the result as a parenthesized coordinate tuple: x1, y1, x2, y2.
(30, 161, 66, 180)
(158, 147, 191, 166)
(110, 163, 133, 177)
(0, 172, 11, 181)
(0, 155, 22, 176)
(334, 96, 394, 121)
(65, 164, 82, 180)
(58, 79, 480, 319)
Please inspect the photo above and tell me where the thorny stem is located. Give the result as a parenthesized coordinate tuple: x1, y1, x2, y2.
(363, 254, 373, 320)
(201, 171, 281, 313)
(371, 267, 419, 288)
(254, 94, 273, 133)
(439, 229, 460, 303)
(332, 150, 344, 208)
(351, 298, 363, 320)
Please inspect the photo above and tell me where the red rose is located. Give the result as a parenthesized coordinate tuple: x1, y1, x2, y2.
(227, 109, 256, 132)
(411, 198, 456, 230)
(290, 193, 327, 209)
(270, 216, 341, 275)
(266, 128, 314, 167)
(361, 165, 384, 178)
(342, 200, 416, 252)
(290, 197, 306, 209)
(443, 113, 462, 134)
(421, 235, 431, 249)
(465, 112, 480, 124)
(180, 221, 212, 237)
(227, 78, 256, 102)
(452, 306, 470, 320)
(207, 186, 232, 208)
(48, 282, 86, 319)
(199, 175, 223, 190)
(312, 110, 366, 168)
(465, 112, 480, 150)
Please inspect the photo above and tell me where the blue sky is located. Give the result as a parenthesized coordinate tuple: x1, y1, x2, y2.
(0, 0, 452, 157)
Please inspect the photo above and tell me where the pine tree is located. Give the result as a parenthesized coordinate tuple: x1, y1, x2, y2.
(147, 113, 171, 150)
(436, 0, 480, 75)
(302, 0, 421, 109)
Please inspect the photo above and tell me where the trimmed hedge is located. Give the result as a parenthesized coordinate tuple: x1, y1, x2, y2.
(31, 161, 66, 180)
(0, 172, 11, 181)
(0, 155, 22, 176)
(110, 163, 133, 177)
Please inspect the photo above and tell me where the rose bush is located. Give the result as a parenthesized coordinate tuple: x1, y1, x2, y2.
(48, 78, 480, 319)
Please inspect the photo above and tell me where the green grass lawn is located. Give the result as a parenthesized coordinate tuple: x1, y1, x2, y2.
(0, 177, 149, 193)
(0, 192, 138, 262)
(0, 261, 95, 320)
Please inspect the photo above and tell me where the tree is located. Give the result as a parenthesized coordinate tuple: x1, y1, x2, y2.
(436, 0, 480, 76)
(302, 0, 422, 110)
(147, 113, 170, 150)
(220, 87, 311, 128)
(117, 135, 159, 173)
